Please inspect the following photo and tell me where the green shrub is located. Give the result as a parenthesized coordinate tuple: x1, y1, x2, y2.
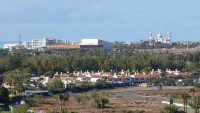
(33, 95, 46, 104)
(13, 104, 29, 113)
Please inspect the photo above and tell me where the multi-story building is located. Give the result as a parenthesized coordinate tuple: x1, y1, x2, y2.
(23, 39, 46, 49)
(23, 38, 69, 49)
(46, 39, 68, 46)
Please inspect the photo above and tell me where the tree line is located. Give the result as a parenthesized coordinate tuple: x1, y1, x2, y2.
(0, 48, 200, 77)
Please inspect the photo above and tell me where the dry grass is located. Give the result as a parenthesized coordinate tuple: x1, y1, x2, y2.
(31, 86, 191, 113)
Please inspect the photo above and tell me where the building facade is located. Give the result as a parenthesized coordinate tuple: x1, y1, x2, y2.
(4, 38, 113, 51)
(23, 38, 69, 49)
(80, 39, 113, 50)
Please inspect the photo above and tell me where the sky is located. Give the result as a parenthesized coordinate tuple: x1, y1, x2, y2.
(0, 0, 200, 42)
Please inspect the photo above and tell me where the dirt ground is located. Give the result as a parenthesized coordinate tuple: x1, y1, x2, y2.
(31, 86, 192, 113)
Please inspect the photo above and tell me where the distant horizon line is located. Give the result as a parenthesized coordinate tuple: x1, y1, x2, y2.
(0, 39, 199, 43)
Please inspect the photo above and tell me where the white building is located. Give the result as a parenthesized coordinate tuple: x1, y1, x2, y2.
(157, 33, 163, 43)
(23, 39, 46, 49)
(3, 43, 19, 50)
(165, 32, 171, 45)
(23, 38, 69, 49)
(81, 38, 113, 50)
(147, 32, 171, 45)
(148, 32, 155, 46)
(148, 32, 153, 41)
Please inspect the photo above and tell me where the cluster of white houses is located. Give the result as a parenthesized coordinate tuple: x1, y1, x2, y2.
(2, 69, 187, 90)
(35, 69, 186, 88)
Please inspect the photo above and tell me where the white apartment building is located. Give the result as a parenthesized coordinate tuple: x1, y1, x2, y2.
(23, 39, 46, 49)
(23, 38, 69, 49)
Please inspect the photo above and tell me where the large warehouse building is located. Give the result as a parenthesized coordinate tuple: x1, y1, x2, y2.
(80, 39, 113, 50)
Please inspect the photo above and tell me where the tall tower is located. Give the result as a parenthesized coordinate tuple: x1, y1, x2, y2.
(148, 32, 155, 46)
(157, 33, 163, 43)
(166, 32, 171, 44)
(148, 32, 153, 41)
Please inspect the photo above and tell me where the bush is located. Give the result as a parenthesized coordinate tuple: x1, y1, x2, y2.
(25, 98, 37, 107)
(33, 95, 46, 104)
(13, 104, 29, 113)
(74, 95, 82, 104)
(25, 95, 46, 107)
(169, 92, 182, 99)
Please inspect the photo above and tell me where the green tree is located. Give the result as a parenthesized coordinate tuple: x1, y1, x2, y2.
(44, 71, 54, 78)
(96, 77, 108, 86)
(48, 79, 64, 89)
(55, 93, 69, 112)
(193, 83, 200, 95)
(3, 69, 28, 94)
(180, 92, 190, 113)
(150, 78, 165, 90)
(188, 96, 200, 113)
(94, 97, 109, 113)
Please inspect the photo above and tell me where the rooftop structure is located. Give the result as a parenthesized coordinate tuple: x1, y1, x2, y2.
(49, 45, 81, 49)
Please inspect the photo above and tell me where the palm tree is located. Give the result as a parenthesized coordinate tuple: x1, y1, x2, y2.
(161, 105, 180, 113)
(180, 92, 190, 113)
(56, 93, 69, 112)
(188, 96, 200, 113)
(94, 97, 109, 113)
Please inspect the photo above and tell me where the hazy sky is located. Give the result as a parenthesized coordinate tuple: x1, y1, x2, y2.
(0, 0, 200, 42)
